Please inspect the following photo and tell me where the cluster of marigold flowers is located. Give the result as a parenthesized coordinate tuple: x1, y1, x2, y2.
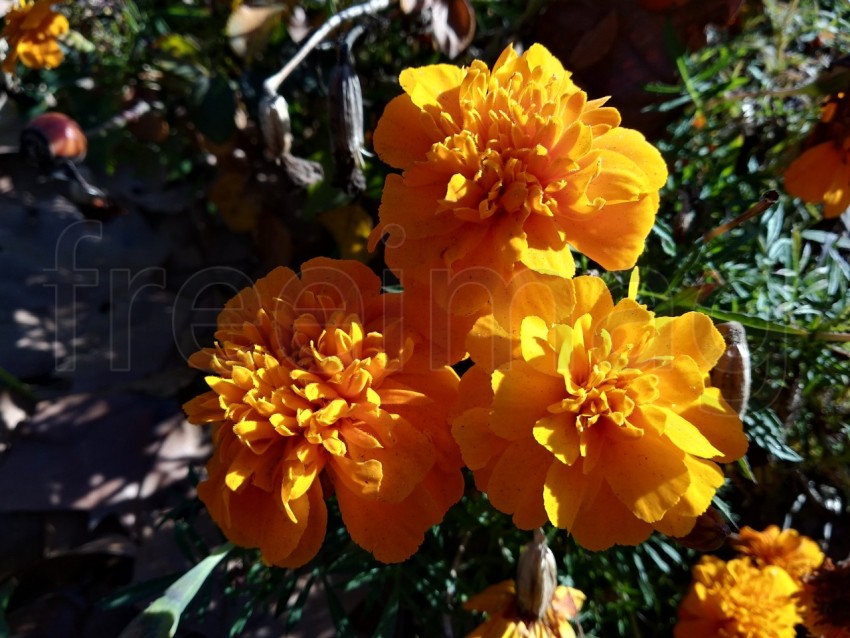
(180, 42, 751, 620)
(676, 524, 850, 638)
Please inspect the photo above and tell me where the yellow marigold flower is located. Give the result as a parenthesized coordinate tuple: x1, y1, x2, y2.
(1, 0, 68, 74)
(675, 556, 801, 638)
(369, 43, 667, 316)
(785, 138, 850, 218)
(799, 558, 850, 638)
(731, 525, 824, 584)
(184, 258, 464, 567)
(451, 273, 747, 549)
(464, 580, 585, 638)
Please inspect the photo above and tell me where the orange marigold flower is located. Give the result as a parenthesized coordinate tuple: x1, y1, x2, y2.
(785, 138, 850, 218)
(184, 258, 464, 567)
(799, 558, 850, 638)
(1, 0, 68, 74)
(451, 273, 747, 549)
(731, 525, 824, 584)
(675, 556, 801, 638)
(464, 580, 585, 638)
(369, 43, 667, 316)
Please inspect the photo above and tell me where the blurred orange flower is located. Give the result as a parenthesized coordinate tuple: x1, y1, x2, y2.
(464, 580, 585, 638)
(784, 138, 850, 218)
(451, 273, 747, 549)
(184, 258, 463, 567)
(1, 0, 68, 73)
(675, 556, 801, 638)
(369, 43, 667, 316)
(732, 524, 824, 584)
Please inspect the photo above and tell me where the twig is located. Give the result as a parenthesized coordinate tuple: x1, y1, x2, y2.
(702, 190, 779, 243)
(85, 101, 153, 138)
(264, 0, 395, 97)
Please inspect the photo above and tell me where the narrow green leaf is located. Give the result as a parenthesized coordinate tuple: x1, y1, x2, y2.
(695, 307, 809, 337)
(117, 543, 232, 638)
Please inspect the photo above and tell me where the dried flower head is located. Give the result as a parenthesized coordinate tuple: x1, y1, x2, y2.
(370, 44, 667, 316)
(184, 259, 464, 566)
(1, 0, 68, 73)
(799, 558, 850, 638)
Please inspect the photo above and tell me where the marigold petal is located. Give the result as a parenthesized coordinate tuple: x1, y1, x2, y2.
(373, 94, 439, 170)
(645, 313, 727, 372)
(586, 149, 651, 204)
(564, 194, 658, 271)
(399, 64, 464, 121)
(640, 404, 723, 458)
(676, 387, 747, 462)
(521, 244, 577, 279)
(486, 437, 551, 529)
(491, 361, 565, 440)
(523, 43, 568, 79)
(520, 314, 558, 371)
(603, 432, 690, 523)
(543, 459, 604, 530)
(594, 128, 668, 191)
(599, 298, 654, 351)
(298, 257, 382, 318)
(822, 158, 850, 218)
(328, 455, 382, 497)
(785, 142, 842, 205)
(273, 481, 328, 568)
(336, 464, 462, 562)
(569, 480, 653, 549)
(377, 174, 461, 239)
(183, 391, 224, 423)
(653, 456, 723, 537)
(649, 355, 706, 405)
(453, 407, 507, 471)
(570, 275, 614, 322)
(534, 413, 581, 465)
(463, 580, 516, 613)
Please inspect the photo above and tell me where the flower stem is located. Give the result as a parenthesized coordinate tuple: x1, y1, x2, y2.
(264, 0, 395, 97)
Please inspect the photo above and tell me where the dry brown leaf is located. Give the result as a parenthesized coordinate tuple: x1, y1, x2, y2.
(226, 4, 288, 58)
(431, 0, 476, 59)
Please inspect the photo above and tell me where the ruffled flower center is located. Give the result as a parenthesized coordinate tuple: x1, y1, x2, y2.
(546, 315, 657, 436)
(427, 59, 619, 227)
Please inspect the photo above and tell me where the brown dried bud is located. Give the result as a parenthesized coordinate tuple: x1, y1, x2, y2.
(258, 93, 292, 158)
(674, 507, 731, 552)
(516, 528, 557, 621)
(328, 42, 366, 196)
(710, 321, 751, 419)
(801, 558, 850, 634)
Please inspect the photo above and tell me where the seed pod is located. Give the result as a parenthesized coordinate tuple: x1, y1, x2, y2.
(20, 112, 87, 170)
(258, 93, 292, 158)
(328, 42, 366, 196)
(516, 528, 557, 621)
(710, 321, 751, 419)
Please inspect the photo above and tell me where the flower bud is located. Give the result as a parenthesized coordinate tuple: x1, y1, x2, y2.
(674, 507, 731, 552)
(328, 42, 366, 195)
(710, 321, 751, 419)
(516, 528, 557, 621)
(258, 93, 292, 158)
